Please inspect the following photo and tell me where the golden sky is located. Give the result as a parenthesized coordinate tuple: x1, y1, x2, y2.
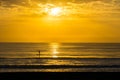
(0, 0, 120, 42)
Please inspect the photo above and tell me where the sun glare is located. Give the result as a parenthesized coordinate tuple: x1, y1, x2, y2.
(49, 7, 62, 16)
(50, 7, 61, 16)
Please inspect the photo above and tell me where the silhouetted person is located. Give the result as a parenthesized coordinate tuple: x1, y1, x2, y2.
(38, 50, 41, 58)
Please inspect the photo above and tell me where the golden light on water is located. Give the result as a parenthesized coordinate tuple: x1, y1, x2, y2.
(52, 55, 58, 58)
(53, 49, 59, 54)
(50, 43, 59, 58)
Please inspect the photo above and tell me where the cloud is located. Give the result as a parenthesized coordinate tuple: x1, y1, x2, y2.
(0, 0, 120, 18)
(0, 0, 30, 7)
(0, 0, 119, 6)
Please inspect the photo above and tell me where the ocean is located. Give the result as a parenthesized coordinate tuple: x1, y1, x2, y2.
(0, 43, 120, 72)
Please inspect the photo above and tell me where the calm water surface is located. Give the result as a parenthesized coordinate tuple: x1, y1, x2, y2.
(0, 43, 120, 72)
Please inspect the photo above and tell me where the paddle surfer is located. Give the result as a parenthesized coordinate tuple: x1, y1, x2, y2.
(38, 50, 40, 58)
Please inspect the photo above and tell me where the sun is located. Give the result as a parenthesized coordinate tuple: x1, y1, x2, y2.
(49, 7, 62, 16)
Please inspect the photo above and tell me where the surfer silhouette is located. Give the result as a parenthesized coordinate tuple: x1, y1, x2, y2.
(38, 50, 41, 58)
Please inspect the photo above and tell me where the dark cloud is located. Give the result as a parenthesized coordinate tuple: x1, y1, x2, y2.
(0, 0, 30, 7)
(0, 0, 120, 7)
(0, 0, 115, 5)
(1, 0, 28, 4)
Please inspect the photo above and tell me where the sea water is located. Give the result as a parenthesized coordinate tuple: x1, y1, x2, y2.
(0, 43, 120, 72)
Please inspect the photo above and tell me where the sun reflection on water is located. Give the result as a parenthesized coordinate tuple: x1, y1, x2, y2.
(50, 43, 60, 58)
